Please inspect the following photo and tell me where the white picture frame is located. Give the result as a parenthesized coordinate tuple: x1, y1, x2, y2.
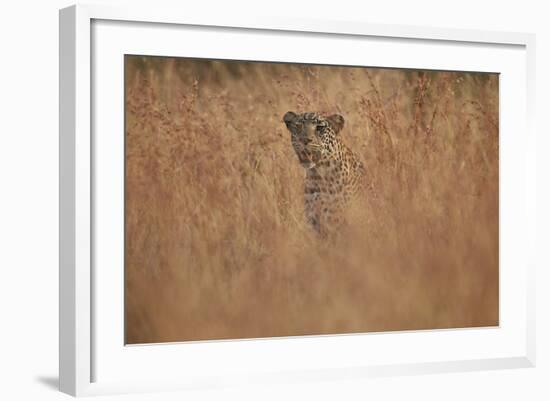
(59, 3, 536, 397)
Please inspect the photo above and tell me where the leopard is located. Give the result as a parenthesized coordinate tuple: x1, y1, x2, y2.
(283, 111, 366, 236)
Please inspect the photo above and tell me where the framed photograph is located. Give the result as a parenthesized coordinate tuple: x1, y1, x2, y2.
(59, 4, 536, 396)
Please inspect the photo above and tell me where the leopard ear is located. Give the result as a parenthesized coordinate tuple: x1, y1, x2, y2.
(326, 114, 345, 134)
(283, 111, 297, 126)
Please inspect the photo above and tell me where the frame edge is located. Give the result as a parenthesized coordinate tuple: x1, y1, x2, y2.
(60, 4, 93, 396)
(59, 5, 77, 396)
(524, 33, 536, 368)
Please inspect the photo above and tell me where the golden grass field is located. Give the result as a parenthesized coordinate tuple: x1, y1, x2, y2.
(124, 55, 499, 344)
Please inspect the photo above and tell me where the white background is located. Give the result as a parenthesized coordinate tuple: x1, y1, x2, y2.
(0, 0, 547, 400)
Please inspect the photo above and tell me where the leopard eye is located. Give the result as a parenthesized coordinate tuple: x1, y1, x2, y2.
(316, 125, 324, 132)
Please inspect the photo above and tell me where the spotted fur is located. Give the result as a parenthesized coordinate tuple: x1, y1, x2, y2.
(283, 111, 366, 236)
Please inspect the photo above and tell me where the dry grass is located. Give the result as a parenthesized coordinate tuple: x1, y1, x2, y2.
(124, 56, 499, 344)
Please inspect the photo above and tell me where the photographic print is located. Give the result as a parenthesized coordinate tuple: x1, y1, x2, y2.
(124, 55, 499, 344)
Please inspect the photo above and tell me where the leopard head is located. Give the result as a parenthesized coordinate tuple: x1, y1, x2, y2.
(283, 111, 345, 169)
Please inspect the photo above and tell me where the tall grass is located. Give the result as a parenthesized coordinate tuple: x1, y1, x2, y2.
(125, 56, 499, 344)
